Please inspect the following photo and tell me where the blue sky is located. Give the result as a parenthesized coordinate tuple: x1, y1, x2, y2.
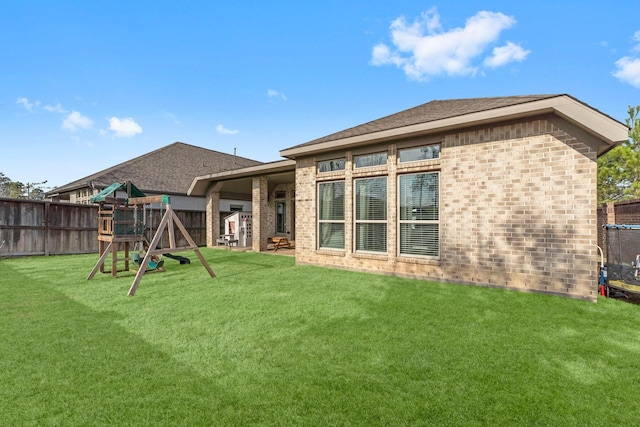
(2, 0, 640, 189)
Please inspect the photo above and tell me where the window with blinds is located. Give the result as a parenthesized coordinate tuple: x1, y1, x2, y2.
(398, 172, 439, 257)
(318, 181, 345, 249)
(354, 152, 387, 168)
(318, 158, 345, 173)
(354, 177, 387, 253)
(398, 144, 440, 163)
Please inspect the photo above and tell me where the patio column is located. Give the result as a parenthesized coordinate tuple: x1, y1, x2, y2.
(252, 176, 269, 252)
(205, 183, 222, 247)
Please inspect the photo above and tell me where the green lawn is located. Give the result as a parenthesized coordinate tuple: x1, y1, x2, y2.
(1, 249, 639, 426)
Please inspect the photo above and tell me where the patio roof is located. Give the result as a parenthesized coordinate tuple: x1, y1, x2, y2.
(188, 159, 296, 197)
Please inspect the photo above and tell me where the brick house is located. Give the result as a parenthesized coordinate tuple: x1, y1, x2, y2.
(190, 95, 627, 301)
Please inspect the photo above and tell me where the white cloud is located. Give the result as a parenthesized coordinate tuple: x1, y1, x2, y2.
(423, 7, 441, 33)
(108, 117, 143, 138)
(614, 57, 640, 88)
(484, 42, 530, 68)
(267, 89, 288, 100)
(62, 111, 94, 132)
(371, 8, 528, 80)
(613, 30, 640, 88)
(216, 124, 239, 135)
(17, 97, 68, 114)
(16, 97, 40, 111)
(633, 30, 640, 52)
(43, 103, 67, 113)
(164, 112, 180, 125)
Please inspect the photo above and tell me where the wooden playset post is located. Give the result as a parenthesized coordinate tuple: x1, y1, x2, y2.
(87, 196, 145, 280)
(87, 189, 215, 296)
(126, 195, 215, 296)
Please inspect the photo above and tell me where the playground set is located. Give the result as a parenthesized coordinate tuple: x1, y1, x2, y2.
(86, 182, 215, 295)
(600, 224, 640, 298)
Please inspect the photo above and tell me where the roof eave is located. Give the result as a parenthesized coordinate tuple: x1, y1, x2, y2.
(279, 95, 628, 159)
(188, 159, 296, 197)
(550, 101, 628, 155)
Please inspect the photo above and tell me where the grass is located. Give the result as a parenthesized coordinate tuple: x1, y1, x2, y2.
(1, 249, 640, 426)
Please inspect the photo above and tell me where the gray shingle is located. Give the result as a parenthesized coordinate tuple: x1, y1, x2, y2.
(51, 142, 262, 195)
(291, 95, 562, 148)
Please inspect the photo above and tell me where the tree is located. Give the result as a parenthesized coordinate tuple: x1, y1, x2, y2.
(29, 188, 46, 200)
(0, 173, 10, 197)
(7, 181, 25, 199)
(0, 174, 50, 199)
(597, 105, 640, 203)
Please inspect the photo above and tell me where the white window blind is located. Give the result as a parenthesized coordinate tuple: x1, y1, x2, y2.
(355, 177, 387, 252)
(354, 152, 387, 168)
(398, 144, 440, 163)
(318, 181, 345, 249)
(318, 158, 346, 172)
(399, 172, 439, 257)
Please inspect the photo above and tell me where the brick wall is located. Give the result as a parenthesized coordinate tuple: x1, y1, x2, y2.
(252, 176, 268, 251)
(611, 199, 640, 225)
(295, 117, 599, 301)
(597, 199, 640, 253)
(441, 120, 597, 300)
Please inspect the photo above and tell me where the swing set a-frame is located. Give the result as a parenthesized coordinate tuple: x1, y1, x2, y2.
(87, 182, 215, 296)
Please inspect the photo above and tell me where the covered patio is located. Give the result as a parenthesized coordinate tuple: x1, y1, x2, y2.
(188, 160, 296, 253)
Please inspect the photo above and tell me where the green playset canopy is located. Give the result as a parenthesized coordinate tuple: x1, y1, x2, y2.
(90, 182, 146, 203)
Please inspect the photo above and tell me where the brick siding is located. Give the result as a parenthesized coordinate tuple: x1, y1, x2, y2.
(295, 118, 599, 301)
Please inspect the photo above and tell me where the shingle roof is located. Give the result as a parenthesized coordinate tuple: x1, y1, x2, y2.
(289, 94, 562, 148)
(49, 142, 263, 196)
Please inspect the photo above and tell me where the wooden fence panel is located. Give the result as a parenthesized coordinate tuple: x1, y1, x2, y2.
(46, 203, 99, 255)
(0, 199, 46, 256)
(0, 198, 206, 257)
(147, 209, 206, 248)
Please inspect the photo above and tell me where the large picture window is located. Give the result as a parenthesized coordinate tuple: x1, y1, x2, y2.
(355, 177, 387, 253)
(318, 181, 345, 249)
(398, 172, 439, 257)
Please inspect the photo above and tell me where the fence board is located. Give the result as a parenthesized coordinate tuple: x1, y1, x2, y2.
(0, 198, 206, 257)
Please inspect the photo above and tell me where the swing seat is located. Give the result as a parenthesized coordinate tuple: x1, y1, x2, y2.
(148, 255, 164, 270)
(131, 252, 141, 265)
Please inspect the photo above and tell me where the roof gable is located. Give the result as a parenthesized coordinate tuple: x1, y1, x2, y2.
(50, 142, 263, 196)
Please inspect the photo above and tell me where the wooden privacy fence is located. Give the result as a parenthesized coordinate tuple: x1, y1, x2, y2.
(0, 198, 206, 257)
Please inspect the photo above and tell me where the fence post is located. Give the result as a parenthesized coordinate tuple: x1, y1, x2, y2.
(44, 202, 50, 256)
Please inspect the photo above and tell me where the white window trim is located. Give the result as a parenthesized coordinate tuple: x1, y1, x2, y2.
(317, 180, 345, 251)
(397, 171, 440, 259)
(353, 176, 387, 254)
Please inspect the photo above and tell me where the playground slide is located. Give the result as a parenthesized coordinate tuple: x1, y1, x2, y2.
(164, 253, 191, 264)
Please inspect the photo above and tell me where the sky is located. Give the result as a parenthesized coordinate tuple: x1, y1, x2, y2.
(2, 0, 640, 190)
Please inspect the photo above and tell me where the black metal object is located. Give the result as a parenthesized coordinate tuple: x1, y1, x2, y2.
(604, 224, 640, 295)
